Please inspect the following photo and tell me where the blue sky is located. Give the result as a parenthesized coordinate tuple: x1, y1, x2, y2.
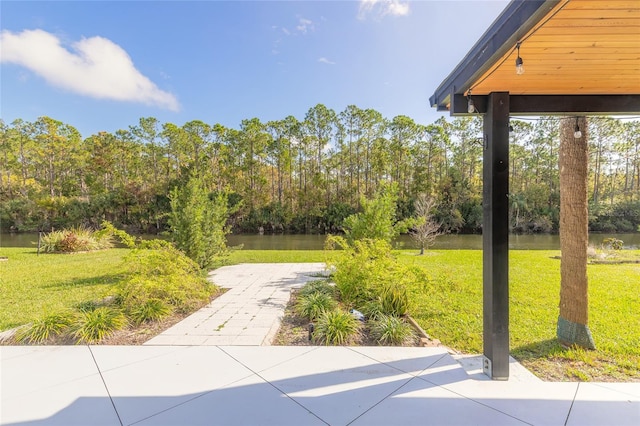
(1, 1, 509, 137)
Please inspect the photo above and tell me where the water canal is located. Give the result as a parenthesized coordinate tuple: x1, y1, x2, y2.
(2, 232, 639, 250)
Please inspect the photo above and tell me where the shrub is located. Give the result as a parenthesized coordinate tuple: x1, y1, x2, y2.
(169, 174, 231, 269)
(610, 200, 640, 230)
(342, 182, 416, 245)
(602, 238, 623, 251)
(73, 307, 127, 344)
(117, 246, 217, 313)
(128, 299, 172, 325)
(612, 218, 635, 233)
(326, 235, 418, 316)
(15, 311, 75, 344)
(370, 315, 415, 346)
(325, 236, 394, 307)
(313, 310, 360, 345)
(295, 292, 337, 321)
(96, 221, 136, 248)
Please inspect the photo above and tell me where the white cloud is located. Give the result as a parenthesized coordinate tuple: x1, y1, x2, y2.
(282, 27, 291, 36)
(296, 18, 314, 34)
(358, 0, 410, 19)
(318, 57, 336, 65)
(387, 1, 410, 16)
(0, 29, 179, 111)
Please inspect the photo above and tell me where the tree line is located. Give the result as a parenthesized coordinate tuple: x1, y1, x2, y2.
(1, 106, 639, 235)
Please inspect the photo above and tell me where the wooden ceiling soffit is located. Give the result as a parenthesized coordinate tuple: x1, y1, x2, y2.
(430, 0, 560, 112)
(469, 0, 640, 97)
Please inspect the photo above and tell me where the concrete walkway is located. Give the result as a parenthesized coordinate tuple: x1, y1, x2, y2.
(145, 263, 327, 346)
(2, 263, 639, 425)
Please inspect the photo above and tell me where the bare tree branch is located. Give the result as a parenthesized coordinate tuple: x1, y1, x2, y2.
(411, 193, 443, 255)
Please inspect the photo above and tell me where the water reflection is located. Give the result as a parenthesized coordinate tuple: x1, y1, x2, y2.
(1, 232, 639, 250)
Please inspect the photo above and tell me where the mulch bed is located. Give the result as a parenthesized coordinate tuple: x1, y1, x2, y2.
(272, 289, 422, 347)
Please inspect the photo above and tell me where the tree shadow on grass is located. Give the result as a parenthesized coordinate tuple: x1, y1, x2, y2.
(43, 273, 125, 289)
(511, 338, 565, 362)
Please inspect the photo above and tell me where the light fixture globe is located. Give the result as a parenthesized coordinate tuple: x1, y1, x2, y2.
(574, 118, 582, 138)
(515, 56, 525, 75)
(515, 42, 525, 75)
(574, 127, 582, 139)
(467, 98, 475, 114)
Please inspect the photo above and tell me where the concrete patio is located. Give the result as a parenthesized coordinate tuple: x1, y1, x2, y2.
(2, 345, 639, 425)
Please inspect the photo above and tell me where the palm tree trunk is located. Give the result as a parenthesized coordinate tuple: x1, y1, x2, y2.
(557, 116, 595, 349)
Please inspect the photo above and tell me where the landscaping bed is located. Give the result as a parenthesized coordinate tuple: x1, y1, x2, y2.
(273, 288, 422, 347)
(0, 242, 222, 346)
(1, 310, 186, 346)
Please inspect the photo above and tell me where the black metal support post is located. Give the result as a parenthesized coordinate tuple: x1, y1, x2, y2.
(482, 92, 510, 380)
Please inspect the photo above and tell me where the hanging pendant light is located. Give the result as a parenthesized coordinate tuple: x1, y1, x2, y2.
(515, 42, 525, 75)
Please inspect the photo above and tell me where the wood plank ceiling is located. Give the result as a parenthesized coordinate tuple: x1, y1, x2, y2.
(469, 0, 640, 96)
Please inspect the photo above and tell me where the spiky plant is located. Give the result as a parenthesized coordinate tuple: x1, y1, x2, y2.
(370, 315, 415, 346)
(128, 299, 172, 325)
(15, 311, 75, 344)
(295, 292, 337, 321)
(40, 226, 113, 253)
(379, 283, 410, 317)
(313, 310, 360, 345)
(298, 280, 335, 298)
(73, 307, 127, 344)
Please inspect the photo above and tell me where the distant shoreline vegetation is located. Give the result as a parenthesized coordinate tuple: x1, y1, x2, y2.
(1, 112, 639, 235)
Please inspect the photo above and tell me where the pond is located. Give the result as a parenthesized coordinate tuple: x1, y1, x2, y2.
(2, 232, 639, 250)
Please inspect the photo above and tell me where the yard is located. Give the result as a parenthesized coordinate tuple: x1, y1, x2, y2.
(1, 247, 638, 381)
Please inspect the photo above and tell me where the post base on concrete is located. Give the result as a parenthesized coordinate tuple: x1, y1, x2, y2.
(482, 356, 509, 380)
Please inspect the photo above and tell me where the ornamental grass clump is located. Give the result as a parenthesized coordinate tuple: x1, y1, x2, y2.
(361, 300, 385, 321)
(129, 299, 173, 325)
(295, 292, 338, 321)
(72, 307, 127, 344)
(370, 315, 415, 346)
(40, 226, 113, 253)
(313, 310, 360, 345)
(15, 311, 76, 344)
(379, 282, 410, 317)
(298, 279, 335, 298)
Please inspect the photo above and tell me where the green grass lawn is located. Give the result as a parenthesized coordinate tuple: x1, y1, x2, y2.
(227, 249, 327, 264)
(2, 246, 638, 381)
(398, 249, 640, 381)
(0, 247, 129, 330)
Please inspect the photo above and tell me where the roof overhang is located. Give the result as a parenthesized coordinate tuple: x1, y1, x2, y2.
(430, 0, 640, 116)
